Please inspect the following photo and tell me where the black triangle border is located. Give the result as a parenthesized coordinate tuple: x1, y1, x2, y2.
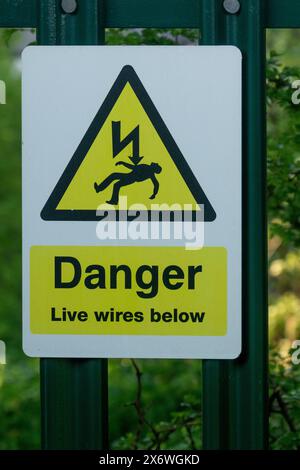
(41, 65, 216, 222)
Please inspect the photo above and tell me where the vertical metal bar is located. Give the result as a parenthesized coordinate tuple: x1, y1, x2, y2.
(200, 0, 230, 451)
(41, 359, 108, 449)
(38, 0, 108, 450)
(227, 0, 268, 449)
(200, 0, 226, 44)
(201, 0, 268, 450)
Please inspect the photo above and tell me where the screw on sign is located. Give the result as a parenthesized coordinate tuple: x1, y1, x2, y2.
(223, 0, 241, 14)
(61, 0, 77, 14)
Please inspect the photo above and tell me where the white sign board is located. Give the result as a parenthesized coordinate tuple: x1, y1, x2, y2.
(22, 46, 242, 358)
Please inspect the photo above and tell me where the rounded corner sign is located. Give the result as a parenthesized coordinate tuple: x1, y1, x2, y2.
(22, 46, 242, 359)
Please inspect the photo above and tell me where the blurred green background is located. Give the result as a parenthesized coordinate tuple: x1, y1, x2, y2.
(0, 28, 299, 450)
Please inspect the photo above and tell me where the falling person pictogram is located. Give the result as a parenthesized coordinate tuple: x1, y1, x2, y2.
(41, 66, 216, 221)
(94, 160, 162, 205)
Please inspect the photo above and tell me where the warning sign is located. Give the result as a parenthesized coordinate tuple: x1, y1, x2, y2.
(22, 46, 242, 359)
(30, 246, 227, 336)
(41, 65, 215, 221)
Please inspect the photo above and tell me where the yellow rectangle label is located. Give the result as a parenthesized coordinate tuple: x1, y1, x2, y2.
(30, 246, 227, 336)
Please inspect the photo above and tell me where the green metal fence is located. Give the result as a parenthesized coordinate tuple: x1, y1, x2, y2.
(1, 0, 298, 450)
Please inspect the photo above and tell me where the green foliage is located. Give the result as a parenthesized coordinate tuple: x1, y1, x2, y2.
(0, 31, 40, 449)
(269, 249, 300, 349)
(269, 350, 300, 450)
(106, 28, 198, 46)
(267, 53, 300, 245)
(109, 359, 201, 450)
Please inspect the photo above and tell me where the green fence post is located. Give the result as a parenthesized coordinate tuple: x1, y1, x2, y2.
(201, 0, 268, 450)
(38, 0, 108, 450)
(200, 0, 230, 450)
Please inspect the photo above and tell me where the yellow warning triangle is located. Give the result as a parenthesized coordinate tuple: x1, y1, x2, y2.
(41, 66, 216, 221)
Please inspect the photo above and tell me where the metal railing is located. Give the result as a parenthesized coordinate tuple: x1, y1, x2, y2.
(1, 0, 295, 449)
